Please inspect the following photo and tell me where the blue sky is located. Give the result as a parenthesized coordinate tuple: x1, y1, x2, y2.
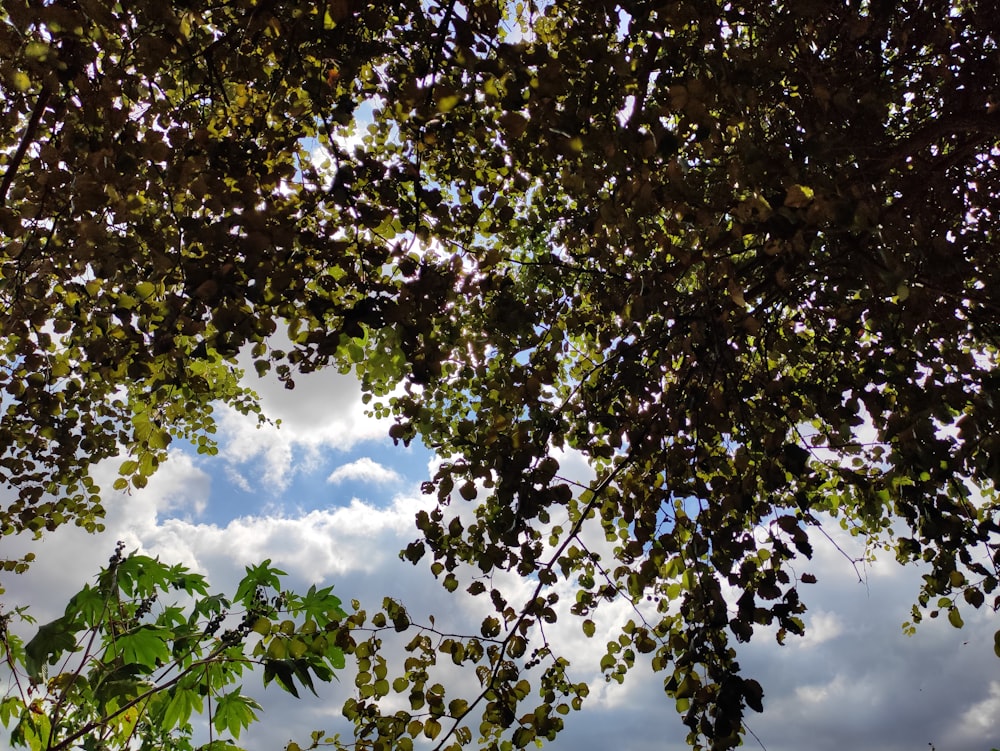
(172, 437, 432, 522)
(3, 356, 1000, 751)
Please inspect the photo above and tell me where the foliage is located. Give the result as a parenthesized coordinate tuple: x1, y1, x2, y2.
(2, 0, 1000, 748)
(0, 542, 347, 751)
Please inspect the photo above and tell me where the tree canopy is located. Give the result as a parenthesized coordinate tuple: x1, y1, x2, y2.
(2, 0, 999, 748)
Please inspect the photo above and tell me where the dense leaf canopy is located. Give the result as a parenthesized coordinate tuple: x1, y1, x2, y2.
(2, 0, 1000, 748)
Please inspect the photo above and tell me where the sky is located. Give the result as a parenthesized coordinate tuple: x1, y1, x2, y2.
(2, 356, 1000, 751)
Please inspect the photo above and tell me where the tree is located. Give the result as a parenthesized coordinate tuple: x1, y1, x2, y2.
(2, 0, 999, 749)
(0, 543, 347, 751)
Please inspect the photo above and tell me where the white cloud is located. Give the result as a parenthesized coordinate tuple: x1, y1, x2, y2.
(148, 495, 426, 582)
(796, 610, 845, 649)
(224, 464, 254, 492)
(216, 334, 391, 493)
(794, 673, 849, 704)
(327, 457, 402, 486)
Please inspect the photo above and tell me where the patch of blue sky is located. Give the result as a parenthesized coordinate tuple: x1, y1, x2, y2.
(166, 434, 434, 526)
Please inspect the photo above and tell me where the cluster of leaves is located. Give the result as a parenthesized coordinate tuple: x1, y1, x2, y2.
(331, 587, 592, 751)
(0, 0, 424, 547)
(0, 543, 347, 751)
(348, 0, 1000, 748)
(3, 0, 1000, 748)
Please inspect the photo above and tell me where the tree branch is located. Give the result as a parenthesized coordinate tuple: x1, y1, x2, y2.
(0, 86, 52, 207)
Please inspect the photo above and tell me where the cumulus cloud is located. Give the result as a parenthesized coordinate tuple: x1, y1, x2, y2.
(326, 457, 402, 486)
(795, 610, 846, 649)
(214, 335, 391, 494)
(147, 496, 425, 583)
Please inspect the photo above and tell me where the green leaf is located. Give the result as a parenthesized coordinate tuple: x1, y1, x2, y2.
(263, 659, 300, 698)
(24, 616, 81, 681)
(743, 679, 765, 713)
(424, 718, 442, 740)
(948, 607, 964, 629)
(147, 428, 172, 451)
(200, 742, 245, 751)
(0, 696, 24, 727)
(162, 685, 204, 730)
(117, 625, 173, 670)
(234, 560, 286, 605)
(212, 689, 262, 739)
(328, 647, 346, 670)
(295, 584, 346, 626)
(267, 638, 287, 660)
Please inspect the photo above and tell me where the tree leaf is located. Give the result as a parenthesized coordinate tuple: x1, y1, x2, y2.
(117, 626, 173, 671)
(212, 688, 262, 739)
(24, 616, 81, 681)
